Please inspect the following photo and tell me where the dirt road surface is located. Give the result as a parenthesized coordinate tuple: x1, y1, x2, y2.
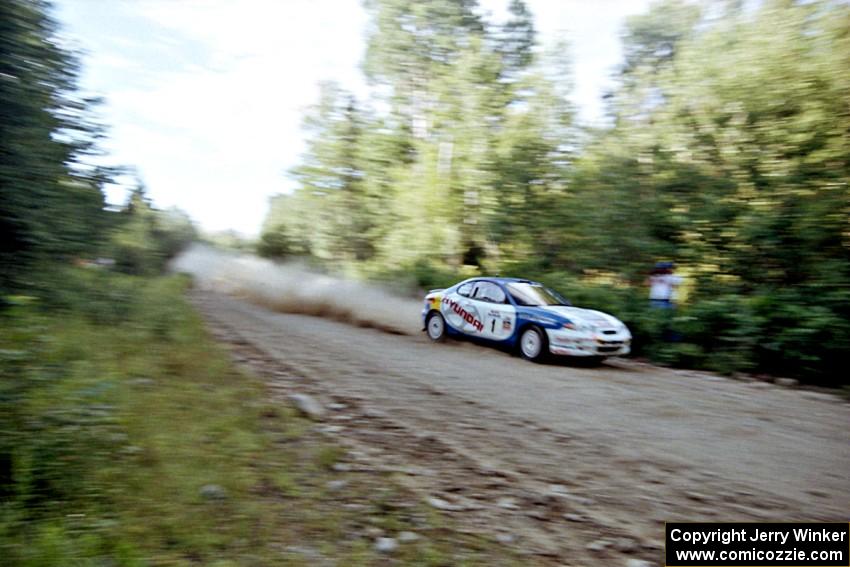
(192, 290, 849, 565)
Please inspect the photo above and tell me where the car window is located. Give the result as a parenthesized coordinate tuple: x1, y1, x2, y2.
(456, 282, 473, 297)
(474, 282, 506, 304)
(506, 283, 570, 306)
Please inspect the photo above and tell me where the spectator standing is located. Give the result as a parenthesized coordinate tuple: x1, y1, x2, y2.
(648, 261, 683, 309)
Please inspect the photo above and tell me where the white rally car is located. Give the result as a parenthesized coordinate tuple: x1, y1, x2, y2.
(422, 277, 631, 362)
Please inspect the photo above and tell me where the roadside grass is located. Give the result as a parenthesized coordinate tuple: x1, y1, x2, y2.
(0, 270, 517, 566)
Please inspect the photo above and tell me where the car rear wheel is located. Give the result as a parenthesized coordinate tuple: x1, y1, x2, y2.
(519, 325, 547, 362)
(426, 311, 446, 342)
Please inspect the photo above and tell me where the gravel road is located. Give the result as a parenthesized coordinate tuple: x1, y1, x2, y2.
(192, 289, 849, 565)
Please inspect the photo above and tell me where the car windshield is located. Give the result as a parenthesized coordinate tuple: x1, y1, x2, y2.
(506, 283, 571, 307)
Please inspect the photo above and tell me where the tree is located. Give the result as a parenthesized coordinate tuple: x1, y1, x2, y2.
(608, 0, 702, 123)
(497, 0, 536, 79)
(621, 0, 701, 76)
(0, 0, 110, 293)
(264, 0, 585, 273)
(268, 83, 377, 263)
(364, 0, 486, 141)
(110, 183, 197, 275)
(256, 225, 292, 259)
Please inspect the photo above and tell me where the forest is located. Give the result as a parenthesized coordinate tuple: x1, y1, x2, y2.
(260, 0, 850, 384)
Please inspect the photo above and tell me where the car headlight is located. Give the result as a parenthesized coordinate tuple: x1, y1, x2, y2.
(562, 322, 592, 333)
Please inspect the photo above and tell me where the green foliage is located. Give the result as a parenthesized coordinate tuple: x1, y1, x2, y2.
(201, 229, 254, 253)
(622, 0, 700, 73)
(0, 0, 111, 294)
(256, 224, 292, 259)
(108, 186, 197, 275)
(363, 0, 485, 89)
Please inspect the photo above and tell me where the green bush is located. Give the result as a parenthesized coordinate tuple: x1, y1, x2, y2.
(749, 291, 850, 386)
(0, 270, 196, 564)
(32, 267, 140, 325)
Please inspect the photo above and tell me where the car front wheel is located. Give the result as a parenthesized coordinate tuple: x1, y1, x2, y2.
(519, 325, 548, 362)
(426, 311, 446, 342)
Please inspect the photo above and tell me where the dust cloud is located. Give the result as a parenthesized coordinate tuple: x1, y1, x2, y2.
(171, 244, 423, 335)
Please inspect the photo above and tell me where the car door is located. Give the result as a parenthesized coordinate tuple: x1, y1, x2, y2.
(440, 281, 485, 336)
(468, 281, 516, 341)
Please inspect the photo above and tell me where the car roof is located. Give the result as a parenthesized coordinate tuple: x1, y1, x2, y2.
(461, 277, 541, 286)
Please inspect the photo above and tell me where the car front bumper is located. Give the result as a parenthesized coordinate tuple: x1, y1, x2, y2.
(545, 329, 632, 357)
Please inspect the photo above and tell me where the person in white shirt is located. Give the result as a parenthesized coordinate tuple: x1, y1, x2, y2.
(648, 262, 682, 308)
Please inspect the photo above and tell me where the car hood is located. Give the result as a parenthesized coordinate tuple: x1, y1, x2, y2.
(538, 306, 623, 329)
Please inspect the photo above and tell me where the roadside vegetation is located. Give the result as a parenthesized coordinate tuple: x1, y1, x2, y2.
(259, 0, 850, 386)
(0, 272, 515, 565)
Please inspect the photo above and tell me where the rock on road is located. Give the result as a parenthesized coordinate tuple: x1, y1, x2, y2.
(192, 290, 850, 564)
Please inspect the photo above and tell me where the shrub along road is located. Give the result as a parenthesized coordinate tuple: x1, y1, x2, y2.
(193, 289, 850, 565)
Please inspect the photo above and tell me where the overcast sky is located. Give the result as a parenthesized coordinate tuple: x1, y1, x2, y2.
(54, 0, 652, 235)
